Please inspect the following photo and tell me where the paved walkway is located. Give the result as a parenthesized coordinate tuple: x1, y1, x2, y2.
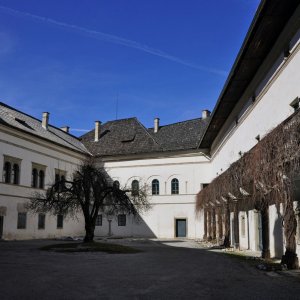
(0, 238, 300, 299)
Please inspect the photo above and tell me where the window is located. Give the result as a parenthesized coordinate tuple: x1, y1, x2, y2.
(3, 156, 21, 185)
(55, 169, 66, 191)
(113, 180, 120, 189)
(32, 164, 46, 189)
(96, 215, 102, 226)
(39, 170, 45, 189)
(12, 164, 20, 184)
(131, 180, 139, 196)
(17, 212, 27, 229)
(57, 215, 63, 229)
(118, 214, 126, 226)
(152, 179, 159, 195)
(32, 168, 38, 188)
(38, 213, 45, 229)
(171, 178, 179, 194)
(3, 161, 11, 183)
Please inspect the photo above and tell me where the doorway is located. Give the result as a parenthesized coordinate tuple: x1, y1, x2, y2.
(175, 219, 187, 237)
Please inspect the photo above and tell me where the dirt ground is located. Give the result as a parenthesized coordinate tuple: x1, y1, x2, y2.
(0, 238, 300, 299)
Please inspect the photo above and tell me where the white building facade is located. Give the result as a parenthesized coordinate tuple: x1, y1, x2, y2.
(0, 0, 300, 261)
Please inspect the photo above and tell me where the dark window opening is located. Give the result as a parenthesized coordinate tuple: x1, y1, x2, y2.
(118, 214, 126, 226)
(96, 215, 102, 226)
(57, 215, 63, 229)
(3, 161, 11, 183)
(171, 178, 179, 194)
(17, 212, 26, 229)
(152, 179, 159, 195)
(131, 180, 139, 196)
(38, 213, 45, 229)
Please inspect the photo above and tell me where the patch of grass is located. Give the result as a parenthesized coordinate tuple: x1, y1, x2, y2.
(40, 241, 141, 254)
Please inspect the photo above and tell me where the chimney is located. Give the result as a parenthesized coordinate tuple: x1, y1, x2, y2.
(94, 120, 101, 142)
(42, 112, 49, 130)
(60, 126, 70, 133)
(202, 109, 211, 119)
(154, 118, 160, 133)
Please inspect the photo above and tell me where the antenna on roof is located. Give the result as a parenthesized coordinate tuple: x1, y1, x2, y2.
(115, 92, 119, 120)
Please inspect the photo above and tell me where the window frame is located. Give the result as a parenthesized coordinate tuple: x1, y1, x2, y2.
(17, 212, 27, 229)
(152, 179, 159, 195)
(57, 214, 64, 229)
(131, 180, 139, 196)
(171, 178, 179, 195)
(38, 213, 46, 230)
(118, 214, 126, 226)
(96, 214, 102, 226)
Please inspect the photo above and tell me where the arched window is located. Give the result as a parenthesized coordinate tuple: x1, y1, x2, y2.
(113, 180, 120, 189)
(131, 180, 139, 196)
(39, 170, 45, 189)
(13, 164, 20, 184)
(171, 178, 179, 194)
(152, 179, 159, 195)
(32, 168, 38, 188)
(3, 162, 11, 183)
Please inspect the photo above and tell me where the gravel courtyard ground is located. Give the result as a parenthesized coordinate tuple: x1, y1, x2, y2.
(1, 238, 300, 299)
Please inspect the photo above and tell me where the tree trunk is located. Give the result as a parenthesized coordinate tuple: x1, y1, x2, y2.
(217, 208, 223, 242)
(281, 201, 299, 269)
(261, 205, 270, 259)
(233, 201, 239, 249)
(203, 209, 208, 240)
(212, 209, 216, 240)
(223, 205, 231, 248)
(207, 210, 212, 241)
(84, 222, 95, 243)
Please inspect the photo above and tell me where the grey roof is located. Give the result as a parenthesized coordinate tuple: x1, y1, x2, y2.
(80, 117, 210, 157)
(0, 102, 90, 154)
(199, 0, 300, 149)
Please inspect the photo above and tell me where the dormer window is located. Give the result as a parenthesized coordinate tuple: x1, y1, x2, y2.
(290, 97, 299, 111)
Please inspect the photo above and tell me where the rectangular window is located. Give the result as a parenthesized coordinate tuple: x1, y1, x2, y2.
(17, 212, 27, 229)
(118, 214, 126, 226)
(96, 214, 102, 226)
(57, 214, 63, 229)
(38, 213, 45, 230)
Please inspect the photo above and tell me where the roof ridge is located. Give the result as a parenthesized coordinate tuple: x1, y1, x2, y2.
(0, 101, 80, 139)
(148, 117, 204, 130)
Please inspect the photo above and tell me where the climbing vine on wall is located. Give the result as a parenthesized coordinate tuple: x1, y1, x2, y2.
(196, 109, 300, 268)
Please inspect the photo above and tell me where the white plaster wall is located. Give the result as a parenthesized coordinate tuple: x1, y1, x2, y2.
(95, 154, 212, 239)
(269, 204, 284, 258)
(239, 211, 248, 250)
(211, 44, 300, 176)
(0, 128, 86, 239)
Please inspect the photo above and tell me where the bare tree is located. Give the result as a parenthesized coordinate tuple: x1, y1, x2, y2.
(28, 158, 150, 242)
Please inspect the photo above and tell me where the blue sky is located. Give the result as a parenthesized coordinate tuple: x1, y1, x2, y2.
(0, 0, 260, 135)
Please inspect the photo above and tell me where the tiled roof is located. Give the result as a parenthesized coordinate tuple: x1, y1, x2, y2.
(0, 102, 90, 154)
(81, 118, 162, 156)
(80, 117, 210, 157)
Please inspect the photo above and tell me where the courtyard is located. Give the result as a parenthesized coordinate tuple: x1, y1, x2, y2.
(1, 239, 300, 299)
